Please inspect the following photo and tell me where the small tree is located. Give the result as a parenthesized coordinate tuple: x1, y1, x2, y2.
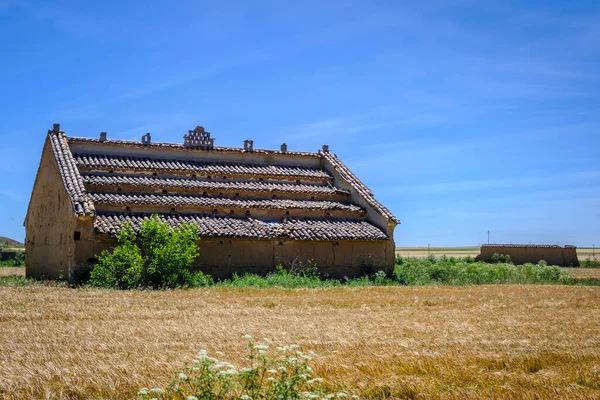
(90, 215, 202, 289)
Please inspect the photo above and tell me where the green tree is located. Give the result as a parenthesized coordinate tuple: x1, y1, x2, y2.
(90, 215, 201, 289)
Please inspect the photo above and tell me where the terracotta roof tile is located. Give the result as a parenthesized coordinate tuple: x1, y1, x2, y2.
(321, 151, 398, 223)
(49, 132, 95, 216)
(82, 173, 343, 195)
(74, 153, 331, 180)
(89, 192, 363, 213)
(94, 212, 387, 240)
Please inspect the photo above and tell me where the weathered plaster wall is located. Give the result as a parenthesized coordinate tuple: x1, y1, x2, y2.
(86, 234, 390, 279)
(25, 139, 78, 279)
(476, 245, 579, 266)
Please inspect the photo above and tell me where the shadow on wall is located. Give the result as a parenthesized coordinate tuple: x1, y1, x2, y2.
(476, 245, 579, 267)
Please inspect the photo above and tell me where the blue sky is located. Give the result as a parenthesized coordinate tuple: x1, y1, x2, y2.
(0, 0, 599, 246)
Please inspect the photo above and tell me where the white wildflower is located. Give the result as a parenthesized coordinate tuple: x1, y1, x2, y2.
(178, 373, 188, 380)
(307, 377, 323, 385)
(267, 369, 277, 374)
(150, 388, 164, 394)
(254, 344, 269, 351)
(299, 373, 308, 380)
(216, 351, 224, 356)
(324, 395, 335, 399)
(217, 368, 238, 376)
(137, 388, 149, 395)
(267, 377, 276, 381)
(243, 334, 253, 340)
(336, 393, 348, 398)
(287, 357, 298, 363)
(240, 395, 252, 400)
(279, 366, 287, 372)
(186, 396, 199, 400)
(351, 395, 360, 399)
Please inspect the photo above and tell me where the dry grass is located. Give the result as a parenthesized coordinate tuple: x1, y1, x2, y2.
(1, 283, 600, 399)
(562, 267, 600, 279)
(0, 266, 24, 277)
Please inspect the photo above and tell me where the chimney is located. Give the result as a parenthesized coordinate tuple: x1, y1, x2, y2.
(244, 139, 254, 152)
(142, 133, 151, 145)
(53, 123, 60, 134)
(280, 143, 288, 153)
(322, 144, 329, 153)
(99, 132, 107, 142)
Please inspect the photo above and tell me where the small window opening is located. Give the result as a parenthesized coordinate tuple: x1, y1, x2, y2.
(218, 240, 224, 246)
(207, 176, 212, 180)
(245, 210, 251, 216)
(222, 176, 227, 180)
(191, 174, 196, 178)
(73, 231, 81, 241)
(219, 192, 223, 196)
(125, 206, 130, 211)
(279, 240, 284, 246)
(152, 172, 157, 176)
(202, 191, 208, 196)
(117, 187, 122, 192)
(285, 211, 290, 216)
(213, 209, 218, 214)
(258, 178, 263, 181)
(326, 212, 331, 217)
(171, 207, 176, 212)
(333, 241, 340, 246)
(235, 193, 239, 197)
(272, 194, 277, 198)
(162, 189, 167, 194)
(310, 196, 315, 200)
(296, 179, 301, 184)
(109, 170, 114, 174)
(229, 210, 234, 214)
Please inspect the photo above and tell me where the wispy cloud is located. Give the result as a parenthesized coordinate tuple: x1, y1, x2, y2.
(379, 170, 600, 195)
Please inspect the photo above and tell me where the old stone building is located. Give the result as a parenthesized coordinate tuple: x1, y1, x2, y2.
(25, 124, 398, 280)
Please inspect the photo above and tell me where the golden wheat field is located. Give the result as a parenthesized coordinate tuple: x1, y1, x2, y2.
(396, 246, 599, 260)
(1, 277, 600, 399)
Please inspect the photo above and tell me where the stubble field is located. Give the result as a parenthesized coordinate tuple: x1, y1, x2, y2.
(396, 246, 599, 260)
(1, 278, 599, 399)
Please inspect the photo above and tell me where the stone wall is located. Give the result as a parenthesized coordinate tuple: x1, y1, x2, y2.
(476, 245, 579, 266)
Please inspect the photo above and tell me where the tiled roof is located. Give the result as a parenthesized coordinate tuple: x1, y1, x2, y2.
(68, 136, 320, 157)
(74, 153, 331, 180)
(321, 151, 398, 223)
(49, 131, 95, 216)
(82, 173, 342, 195)
(89, 192, 363, 213)
(94, 212, 387, 240)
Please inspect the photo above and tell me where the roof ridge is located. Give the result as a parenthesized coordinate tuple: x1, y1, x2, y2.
(49, 130, 95, 217)
(67, 135, 320, 157)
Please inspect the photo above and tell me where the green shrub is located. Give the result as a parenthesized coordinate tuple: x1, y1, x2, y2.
(89, 215, 201, 289)
(490, 253, 512, 264)
(137, 336, 352, 400)
(581, 258, 600, 268)
(393, 257, 566, 285)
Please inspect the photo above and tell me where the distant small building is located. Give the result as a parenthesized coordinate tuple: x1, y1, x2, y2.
(24, 124, 399, 280)
(476, 244, 579, 266)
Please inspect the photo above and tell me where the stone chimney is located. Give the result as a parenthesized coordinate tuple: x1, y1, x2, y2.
(280, 143, 288, 153)
(322, 144, 329, 153)
(244, 140, 254, 152)
(99, 132, 107, 142)
(53, 123, 60, 134)
(142, 133, 151, 145)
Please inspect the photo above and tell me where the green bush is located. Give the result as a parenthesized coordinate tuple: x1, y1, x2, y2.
(89, 215, 202, 289)
(137, 336, 352, 400)
(581, 258, 600, 268)
(393, 257, 566, 285)
(490, 253, 512, 264)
